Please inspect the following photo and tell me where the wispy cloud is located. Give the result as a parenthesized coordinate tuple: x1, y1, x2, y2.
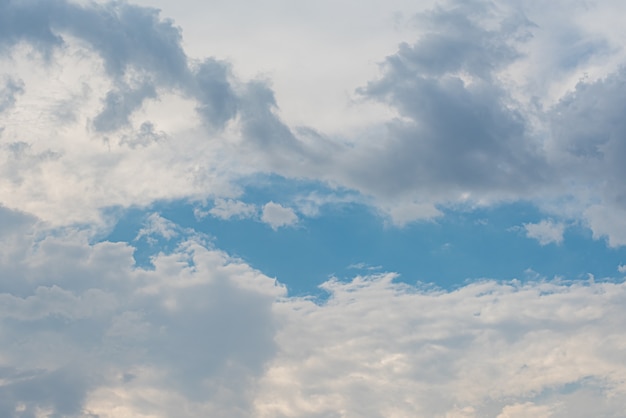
(203, 198, 258, 221)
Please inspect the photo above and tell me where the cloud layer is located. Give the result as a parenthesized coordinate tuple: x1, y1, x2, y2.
(1, 0, 625, 242)
(1, 209, 625, 417)
(2, 0, 626, 416)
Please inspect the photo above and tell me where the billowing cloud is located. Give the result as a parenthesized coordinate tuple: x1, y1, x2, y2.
(257, 274, 626, 417)
(1, 0, 626, 246)
(0, 207, 283, 417)
(2, 0, 626, 415)
(2, 209, 625, 416)
(261, 202, 298, 230)
(548, 68, 626, 246)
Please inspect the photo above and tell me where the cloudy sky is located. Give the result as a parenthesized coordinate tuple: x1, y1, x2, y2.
(1, 0, 626, 416)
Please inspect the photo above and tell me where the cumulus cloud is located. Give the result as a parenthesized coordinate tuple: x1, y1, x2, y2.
(339, 2, 548, 203)
(523, 219, 565, 245)
(0, 208, 283, 417)
(3, 0, 626, 416)
(1, 209, 625, 416)
(261, 201, 298, 230)
(1, 0, 626, 248)
(257, 274, 626, 417)
(0, 0, 281, 227)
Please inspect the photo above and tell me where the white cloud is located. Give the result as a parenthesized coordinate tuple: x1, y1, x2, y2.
(1, 0, 626, 247)
(347, 262, 382, 271)
(0, 208, 284, 417)
(585, 205, 626, 248)
(256, 275, 626, 417)
(523, 220, 566, 246)
(618, 264, 626, 274)
(1, 210, 626, 416)
(261, 202, 298, 230)
(135, 213, 179, 243)
(496, 403, 554, 418)
(204, 198, 258, 220)
(4, 0, 626, 415)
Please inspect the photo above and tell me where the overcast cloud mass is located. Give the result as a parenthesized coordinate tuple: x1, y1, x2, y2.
(1, 0, 626, 416)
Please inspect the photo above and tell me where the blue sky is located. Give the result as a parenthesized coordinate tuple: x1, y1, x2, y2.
(107, 183, 626, 297)
(2, 0, 626, 416)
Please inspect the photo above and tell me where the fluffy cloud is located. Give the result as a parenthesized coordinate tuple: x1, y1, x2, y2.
(523, 220, 565, 246)
(1, 0, 626, 246)
(0, 206, 283, 417)
(1, 210, 626, 417)
(2, 1, 626, 414)
(257, 275, 626, 417)
(261, 202, 299, 230)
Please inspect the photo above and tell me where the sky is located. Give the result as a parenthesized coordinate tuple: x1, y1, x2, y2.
(1, 0, 626, 416)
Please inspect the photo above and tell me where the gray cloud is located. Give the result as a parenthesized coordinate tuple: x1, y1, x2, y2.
(550, 68, 626, 202)
(348, 1, 548, 200)
(0, 0, 250, 134)
(0, 77, 24, 114)
(193, 59, 239, 129)
(2, 211, 626, 416)
(92, 82, 157, 132)
(1, 0, 625, 244)
(0, 208, 282, 416)
(119, 120, 167, 148)
(0, 0, 64, 58)
(226, 0, 626, 234)
(222, 0, 552, 221)
(0, 367, 93, 418)
(388, 1, 529, 80)
(54, 1, 190, 84)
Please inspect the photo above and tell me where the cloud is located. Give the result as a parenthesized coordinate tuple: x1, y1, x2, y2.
(496, 402, 554, 418)
(261, 202, 298, 230)
(584, 205, 626, 248)
(92, 81, 158, 132)
(135, 212, 180, 243)
(257, 274, 626, 417)
(0, 208, 283, 417)
(220, 0, 556, 224)
(1, 0, 626, 249)
(204, 198, 258, 221)
(3, 0, 626, 416)
(619, 264, 626, 274)
(346, 1, 547, 200)
(523, 219, 565, 245)
(1, 209, 626, 416)
(0, 77, 24, 113)
(347, 262, 383, 271)
(193, 58, 239, 128)
(0, 0, 243, 226)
